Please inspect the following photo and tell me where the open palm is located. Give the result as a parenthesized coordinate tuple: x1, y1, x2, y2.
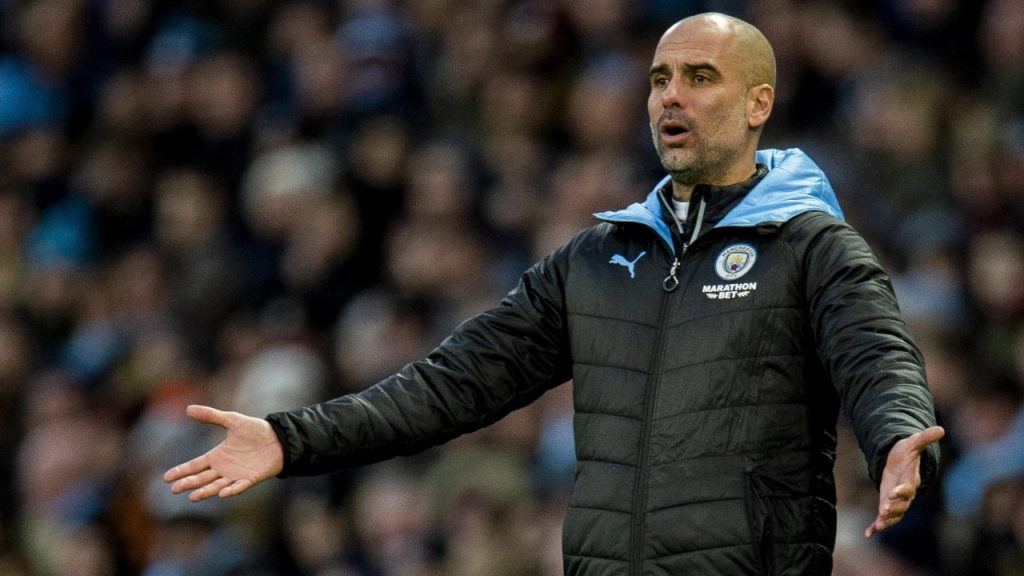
(865, 426, 945, 538)
(164, 405, 285, 502)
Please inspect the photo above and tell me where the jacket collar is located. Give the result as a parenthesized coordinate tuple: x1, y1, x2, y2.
(669, 164, 769, 228)
(594, 148, 844, 253)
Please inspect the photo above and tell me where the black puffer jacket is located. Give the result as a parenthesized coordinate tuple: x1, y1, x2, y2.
(267, 148, 940, 575)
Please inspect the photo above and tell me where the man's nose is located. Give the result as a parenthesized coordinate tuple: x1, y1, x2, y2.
(661, 79, 686, 109)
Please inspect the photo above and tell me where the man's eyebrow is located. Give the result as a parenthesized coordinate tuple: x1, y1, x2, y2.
(649, 63, 670, 77)
(682, 62, 722, 76)
(649, 61, 723, 78)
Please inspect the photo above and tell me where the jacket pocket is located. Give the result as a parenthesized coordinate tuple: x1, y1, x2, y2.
(745, 472, 774, 576)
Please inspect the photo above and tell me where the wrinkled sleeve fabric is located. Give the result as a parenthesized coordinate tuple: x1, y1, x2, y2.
(266, 244, 574, 477)
(795, 212, 940, 489)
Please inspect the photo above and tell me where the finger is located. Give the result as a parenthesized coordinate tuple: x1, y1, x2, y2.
(170, 468, 220, 494)
(865, 518, 882, 538)
(163, 454, 210, 483)
(907, 426, 945, 452)
(882, 499, 911, 519)
(219, 478, 254, 499)
(186, 405, 233, 428)
(864, 504, 905, 537)
(866, 509, 906, 538)
(189, 476, 234, 503)
(889, 483, 916, 501)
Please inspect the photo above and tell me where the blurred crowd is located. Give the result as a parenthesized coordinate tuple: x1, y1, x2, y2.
(0, 0, 1022, 574)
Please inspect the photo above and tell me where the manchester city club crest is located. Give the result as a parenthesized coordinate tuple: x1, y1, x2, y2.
(714, 244, 757, 280)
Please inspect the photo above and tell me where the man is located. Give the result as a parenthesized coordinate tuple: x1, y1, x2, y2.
(166, 13, 943, 575)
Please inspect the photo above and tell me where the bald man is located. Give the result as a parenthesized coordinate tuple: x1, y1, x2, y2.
(649, 14, 775, 198)
(167, 13, 941, 575)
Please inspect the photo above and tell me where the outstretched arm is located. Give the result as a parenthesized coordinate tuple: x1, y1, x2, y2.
(796, 215, 943, 534)
(266, 246, 574, 477)
(865, 425, 945, 538)
(163, 405, 284, 502)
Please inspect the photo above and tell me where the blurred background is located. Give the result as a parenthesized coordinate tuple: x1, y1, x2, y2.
(0, 0, 1022, 574)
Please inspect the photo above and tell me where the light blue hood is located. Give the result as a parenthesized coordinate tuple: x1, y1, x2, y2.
(594, 148, 844, 253)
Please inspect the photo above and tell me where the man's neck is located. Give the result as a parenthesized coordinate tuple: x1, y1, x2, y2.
(670, 162, 759, 201)
(670, 181, 696, 202)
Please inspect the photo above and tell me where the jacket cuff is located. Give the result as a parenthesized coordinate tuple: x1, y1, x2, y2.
(266, 413, 295, 478)
(918, 442, 942, 492)
(870, 437, 898, 488)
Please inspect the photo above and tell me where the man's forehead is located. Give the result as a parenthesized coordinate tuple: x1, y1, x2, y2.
(653, 15, 740, 60)
(651, 35, 731, 66)
(662, 13, 738, 40)
(650, 14, 776, 87)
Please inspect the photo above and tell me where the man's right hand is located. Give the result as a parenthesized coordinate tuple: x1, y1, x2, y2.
(163, 405, 284, 502)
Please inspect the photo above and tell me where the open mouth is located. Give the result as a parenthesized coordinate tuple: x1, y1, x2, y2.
(659, 121, 691, 145)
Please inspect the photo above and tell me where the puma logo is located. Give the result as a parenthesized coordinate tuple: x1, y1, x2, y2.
(609, 251, 646, 279)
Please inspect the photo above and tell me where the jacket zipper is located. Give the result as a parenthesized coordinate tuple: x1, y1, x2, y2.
(630, 193, 706, 575)
(630, 282, 671, 576)
(661, 197, 705, 293)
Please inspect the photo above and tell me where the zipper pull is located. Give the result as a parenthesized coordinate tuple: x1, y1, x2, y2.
(662, 258, 680, 292)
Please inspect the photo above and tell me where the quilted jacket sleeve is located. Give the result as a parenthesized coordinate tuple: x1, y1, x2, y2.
(794, 212, 940, 489)
(265, 244, 575, 477)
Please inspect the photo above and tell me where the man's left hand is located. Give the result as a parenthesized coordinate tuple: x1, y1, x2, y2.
(865, 426, 945, 538)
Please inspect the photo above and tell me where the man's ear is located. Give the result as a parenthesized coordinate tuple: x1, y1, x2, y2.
(747, 84, 774, 129)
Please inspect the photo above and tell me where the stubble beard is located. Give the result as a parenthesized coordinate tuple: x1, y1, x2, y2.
(651, 123, 731, 188)
(651, 104, 750, 187)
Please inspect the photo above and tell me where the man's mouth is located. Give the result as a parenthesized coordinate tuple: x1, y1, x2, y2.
(659, 121, 691, 146)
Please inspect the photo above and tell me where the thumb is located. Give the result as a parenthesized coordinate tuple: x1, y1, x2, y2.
(186, 405, 232, 428)
(906, 426, 945, 453)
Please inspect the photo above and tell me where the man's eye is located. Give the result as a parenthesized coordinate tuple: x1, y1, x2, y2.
(694, 74, 708, 83)
(653, 77, 668, 87)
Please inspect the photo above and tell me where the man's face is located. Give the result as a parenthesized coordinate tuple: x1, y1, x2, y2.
(647, 20, 755, 186)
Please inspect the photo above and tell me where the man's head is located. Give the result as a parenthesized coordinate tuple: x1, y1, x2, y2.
(648, 13, 775, 199)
